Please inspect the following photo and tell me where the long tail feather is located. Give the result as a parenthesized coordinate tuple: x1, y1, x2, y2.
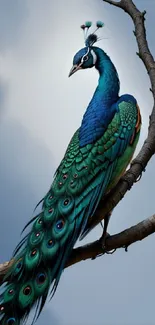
(0, 94, 141, 324)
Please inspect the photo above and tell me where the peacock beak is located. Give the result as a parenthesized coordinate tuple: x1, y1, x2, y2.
(68, 63, 82, 77)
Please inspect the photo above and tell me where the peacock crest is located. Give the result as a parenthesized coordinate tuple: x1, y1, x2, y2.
(80, 20, 104, 46)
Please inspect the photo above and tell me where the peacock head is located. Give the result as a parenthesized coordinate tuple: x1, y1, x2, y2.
(69, 21, 104, 77)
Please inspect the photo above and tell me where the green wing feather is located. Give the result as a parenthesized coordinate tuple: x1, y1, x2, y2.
(0, 99, 141, 324)
(80, 99, 141, 238)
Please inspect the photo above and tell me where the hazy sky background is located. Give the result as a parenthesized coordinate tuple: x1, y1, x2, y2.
(0, 0, 155, 324)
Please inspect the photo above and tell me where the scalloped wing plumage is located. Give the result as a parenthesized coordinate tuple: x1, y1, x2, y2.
(80, 98, 141, 238)
(0, 96, 141, 325)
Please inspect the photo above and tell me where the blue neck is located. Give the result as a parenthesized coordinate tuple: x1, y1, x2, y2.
(79, 47, 120, 146)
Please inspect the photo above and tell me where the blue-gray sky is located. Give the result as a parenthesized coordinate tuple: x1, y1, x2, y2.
(0, 0, 155, 324)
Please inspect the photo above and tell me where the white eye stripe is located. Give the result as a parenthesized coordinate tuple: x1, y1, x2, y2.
(82, 55, 88, 62)
(91, 50, 97, 65)
(81, 48, 97, 64)
(81, 48, 90, 63)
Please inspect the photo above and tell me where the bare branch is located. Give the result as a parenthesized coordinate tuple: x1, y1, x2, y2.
(67, 213, 155, 267)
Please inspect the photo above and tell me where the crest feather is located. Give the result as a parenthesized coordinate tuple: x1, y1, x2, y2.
(80, 20, 105, 47)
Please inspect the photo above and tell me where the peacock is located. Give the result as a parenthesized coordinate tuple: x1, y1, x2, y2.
(0, 21, 141, 325)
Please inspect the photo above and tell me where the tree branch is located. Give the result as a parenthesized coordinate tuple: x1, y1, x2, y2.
(0, 0, 155, 284)
(102, 0, 122, 6)
(1, 213, 155, 281)
(67, 213, 155, 267)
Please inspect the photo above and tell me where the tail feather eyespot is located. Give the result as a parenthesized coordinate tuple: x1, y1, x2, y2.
(7, 317, 16, 325)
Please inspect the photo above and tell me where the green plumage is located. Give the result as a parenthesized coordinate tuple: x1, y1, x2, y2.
(0, 29, 141, 325)
(1, 100, 140, 323)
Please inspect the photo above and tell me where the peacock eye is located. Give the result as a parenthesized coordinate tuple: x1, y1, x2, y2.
(55, 218, 65, 231)
(0, 305, 4, 311)
(17, 262, 22, 269)
(30, 249, 37, 257)
(7, 317, 16, 325)
(8, 289, 14, 295)
(36, 272, 46, 284)
(16, 260, 22, 271)
(82, 55, 88, 62)
(64, 198, 70, 206)
(38, 218, 43, 225)
(23, 286, 31, 296)
(47, 239, 54, 247)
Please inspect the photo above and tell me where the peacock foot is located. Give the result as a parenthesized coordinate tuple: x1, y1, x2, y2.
(101, 232, 116, 255)
(101, 232, 110, 250)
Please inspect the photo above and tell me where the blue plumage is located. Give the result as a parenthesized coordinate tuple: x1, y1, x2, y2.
(79, 47, 120, 146)
(73, 48, 88, 65)
(0, 21, 141, 325)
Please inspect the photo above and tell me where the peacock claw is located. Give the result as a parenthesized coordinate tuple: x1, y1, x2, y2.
(101, 232, 110, 251)
(101, 233, 116, 255)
